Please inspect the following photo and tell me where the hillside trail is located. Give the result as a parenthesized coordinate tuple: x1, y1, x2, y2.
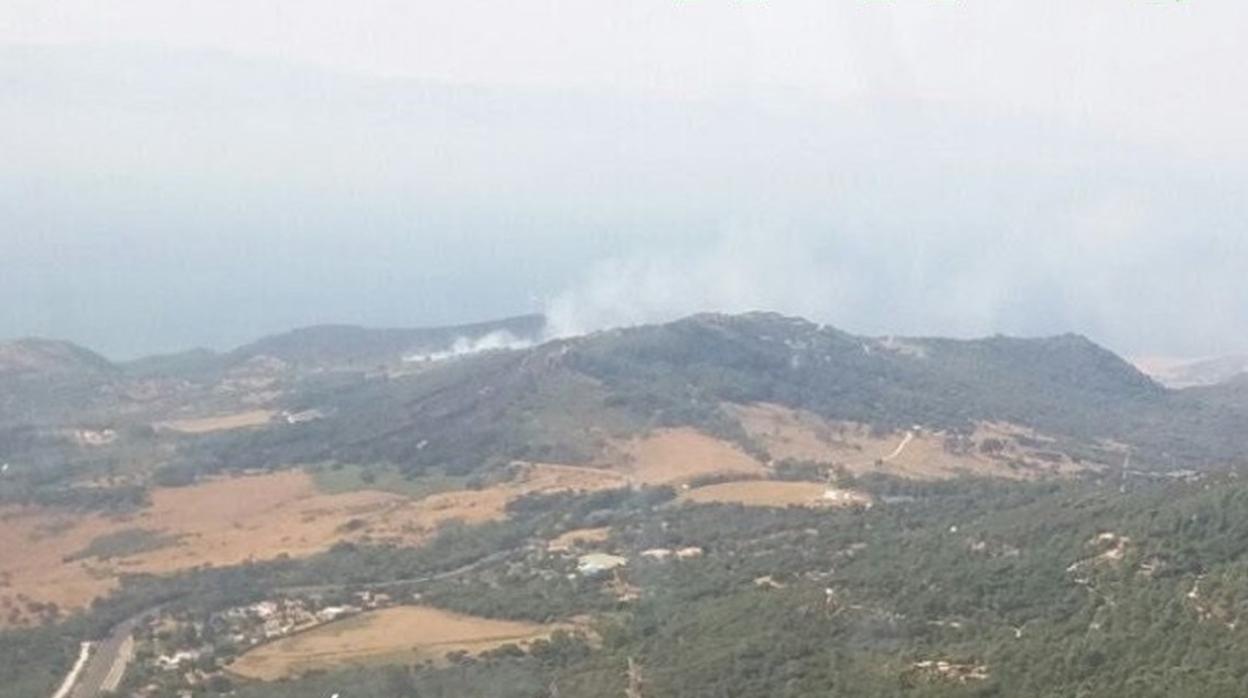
(882, 430, 915, 462)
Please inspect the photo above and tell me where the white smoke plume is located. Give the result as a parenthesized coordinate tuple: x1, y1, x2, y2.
(544, 229, 854, 339)
(403, 330, 535, 363)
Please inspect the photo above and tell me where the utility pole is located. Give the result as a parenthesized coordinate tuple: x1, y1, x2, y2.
(625, 657, 644, 698)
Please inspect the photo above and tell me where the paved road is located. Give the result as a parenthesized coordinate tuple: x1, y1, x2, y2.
(50, 642, 91, 698)
(275, 545, 525, 595)
(67, 615, 143, 698)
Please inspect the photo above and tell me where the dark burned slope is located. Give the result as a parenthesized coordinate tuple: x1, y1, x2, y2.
(196, 313, 1248, 476)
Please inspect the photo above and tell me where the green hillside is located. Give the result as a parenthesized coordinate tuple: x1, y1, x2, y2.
(188, 313, 1248, 478)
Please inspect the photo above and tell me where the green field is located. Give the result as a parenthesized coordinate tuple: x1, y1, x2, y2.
(63, 528, 181, 563)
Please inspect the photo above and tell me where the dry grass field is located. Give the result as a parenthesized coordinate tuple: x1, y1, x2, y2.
(0, 471, 394, 624)
(365, 463, 627, 541)
(0, 464, 628, 627)
(228, 606, 573, 680)
(546, 526, 611, 552)
(678, 480, 872, 508)
(600, 427, 768, 486)
(0, 408, 1094, 627)
(730, 403, 1093, 480)
(1, 406, 1095, 627)
(156, 409, 277, 434)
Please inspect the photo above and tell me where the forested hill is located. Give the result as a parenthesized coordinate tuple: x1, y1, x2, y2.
(7, 313, 1248, 698)
(194, 312, 1248, 477)
(1178, 373, 1248, 412)
(553, 313, 1241, 468)
(0, 338, 115, 377)
(565, 313, 1165, 433)
(0, 315, 548, 425)
(0, 339, 119, 427)
(6, 311, 1248, 475)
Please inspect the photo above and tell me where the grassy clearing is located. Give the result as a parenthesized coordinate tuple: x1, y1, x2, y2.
(603, 428, 767, 486)
(308, 464, 470, 499)
(157, 409, 276, 434)
(677, 480, 871, 508)
(228, 606, 573, 680)
(2, 471, 401, 621)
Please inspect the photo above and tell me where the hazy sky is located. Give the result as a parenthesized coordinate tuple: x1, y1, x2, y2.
(3, 1, 1246, 358)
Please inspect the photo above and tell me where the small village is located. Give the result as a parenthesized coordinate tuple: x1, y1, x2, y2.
(118, 536, 715, 696)
(125, 588, 404, 696)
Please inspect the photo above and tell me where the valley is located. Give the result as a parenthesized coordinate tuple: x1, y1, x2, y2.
(3, 312, 1248, 698)
(8, 4, 1240, 695)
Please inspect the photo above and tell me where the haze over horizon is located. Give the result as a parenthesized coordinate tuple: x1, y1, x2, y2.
(4, 1, 1247, 359)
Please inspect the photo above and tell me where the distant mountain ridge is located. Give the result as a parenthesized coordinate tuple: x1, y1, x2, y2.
(197, 312, 1248, 477)
(226, 314, 546, 368)
(0, 338, 116, 376)
(0, 315, 547, 425)
(0, 339, 121, 428)
(3, 314, 549, 377)
(1136, 354, 1248, 389)
(7, 312, 1247, 472)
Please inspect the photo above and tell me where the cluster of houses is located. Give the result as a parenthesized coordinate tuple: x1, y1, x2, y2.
(560, 546, 704, 606)
(215, 594, 379, 643)
(132, 589, 405, 694)
(130, 532, 716, 693)
(572, 546, 705, 577)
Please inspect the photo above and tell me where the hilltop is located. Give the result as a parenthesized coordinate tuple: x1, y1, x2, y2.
(0, 338, 115, 377)
(8, 312, 1248, 478)
(225, 314, 546, 369)
(0, 339, 120, 429)
(183, 312, 1247, 483)
(0, 315, 547, 426)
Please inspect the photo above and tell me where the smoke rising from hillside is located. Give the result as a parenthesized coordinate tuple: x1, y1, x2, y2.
(403, 330, 536, 363)
(544, 175, 1248, 355)
(4, 0, 1248, 359)
(545, 230, 848, 338)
